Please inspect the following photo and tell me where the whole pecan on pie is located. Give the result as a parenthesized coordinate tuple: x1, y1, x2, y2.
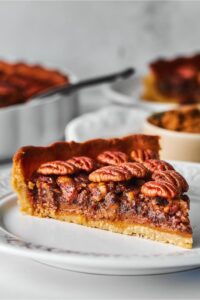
(89, 162, 148, 182)
(37, 160, 77, 175)
(57, 176, 77, 204)
(67, 156, 95, 172)
(89, 165, 132, 182)
(120, 162, 149, 178)
(152, 170, 189, 193)
(143, 159, 174, 173)
(141, 181, 178, 199)
(97, 151, 128, 166)
(131, 149, 159, 163)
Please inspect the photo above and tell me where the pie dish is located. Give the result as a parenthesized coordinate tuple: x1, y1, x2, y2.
(142, 53, 200, 105)
(11, 134, 192, 249)
(0, 60, 77, 160)
(0, 60, 69, 108)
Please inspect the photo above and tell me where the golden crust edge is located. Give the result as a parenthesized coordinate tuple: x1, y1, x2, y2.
(20, 208, 192, 249)
(12, 134, 160, 180)
(11, 164, 33, 215)
(142, 73, 178, 103)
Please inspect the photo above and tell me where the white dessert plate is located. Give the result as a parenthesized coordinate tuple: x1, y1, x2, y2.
(0, 162, 200, 275)
(65, 106, 149, 142)
(103, 75, 177, 112)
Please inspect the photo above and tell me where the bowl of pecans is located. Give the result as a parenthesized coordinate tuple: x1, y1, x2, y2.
(143, 105, 200, 162)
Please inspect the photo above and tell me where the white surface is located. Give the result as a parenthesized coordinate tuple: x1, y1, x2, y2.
(0, 252, 200, 300)
(65, 106, 149, 142)
(103, 75, 177, 112)
(0, 162, 199, 276)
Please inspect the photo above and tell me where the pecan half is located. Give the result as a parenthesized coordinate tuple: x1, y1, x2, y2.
(37, 161, 76, 175)
(89, 165, 132, 182)
(131, 149, 159, 162)
(120, 162, 149, 178)
(35, 179, 58, 214)
(67, 156, 94, 172)
(97, 151, 128, 165)
(88, 182, 108, 202)
(152, 170, 189, 193)
(143, 159, 174, 173)
(57, 176, 77, 203)
(141, 181, 178, 199)
(89, 162, 148, 182)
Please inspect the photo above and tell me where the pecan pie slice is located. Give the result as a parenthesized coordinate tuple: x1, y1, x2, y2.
(11, 134, 192, 248)
(142, 53, 200, 104)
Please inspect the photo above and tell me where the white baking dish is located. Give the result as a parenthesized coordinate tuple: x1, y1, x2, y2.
(0, 63, 78, 160)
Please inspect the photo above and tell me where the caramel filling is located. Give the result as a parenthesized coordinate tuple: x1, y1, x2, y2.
(27, 172, 192, 234)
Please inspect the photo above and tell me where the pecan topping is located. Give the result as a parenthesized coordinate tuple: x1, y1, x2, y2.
(143, 159, 174, 173)
(57, 176, 77, 204)
(37, 161, 76, 175)
(89, 165, 132, 182)
(131, 149, 159, 162)
(67, 156, 94, 172)
(120, 162, 149, 178)
(141, 181, 178, 199)
(97, 151, 128, 165)
(89, 162, 148, 182)
(152, 170, 189, 193)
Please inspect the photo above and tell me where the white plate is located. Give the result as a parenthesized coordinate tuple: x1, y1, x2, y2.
(103, 75, 177, 112)
(65, 106, 149, 142)
(0, 162, 200, 275)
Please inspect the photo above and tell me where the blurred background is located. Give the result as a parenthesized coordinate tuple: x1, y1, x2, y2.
(0, 1, 200, 161)
(0, 1, 200, 77)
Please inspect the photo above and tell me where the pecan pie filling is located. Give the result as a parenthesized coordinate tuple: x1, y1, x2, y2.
(143, 53, 200, 104)
(150, 54, 200, 104)
(27, 151, 191, 234)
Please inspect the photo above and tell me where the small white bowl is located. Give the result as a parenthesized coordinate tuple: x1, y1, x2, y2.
(103, 75, 177, 112)
(65, 106, 149, 142)
(0, 62, 78, 160)
(144, 118, 200, 163)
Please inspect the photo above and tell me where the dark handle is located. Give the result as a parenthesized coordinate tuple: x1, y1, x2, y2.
(34, 67, 135, 99)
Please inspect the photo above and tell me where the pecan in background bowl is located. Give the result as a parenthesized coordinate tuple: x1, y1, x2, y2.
(143, 106, 200, 162)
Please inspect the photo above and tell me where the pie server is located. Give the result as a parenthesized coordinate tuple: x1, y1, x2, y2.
(30, 68, 135, 100)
